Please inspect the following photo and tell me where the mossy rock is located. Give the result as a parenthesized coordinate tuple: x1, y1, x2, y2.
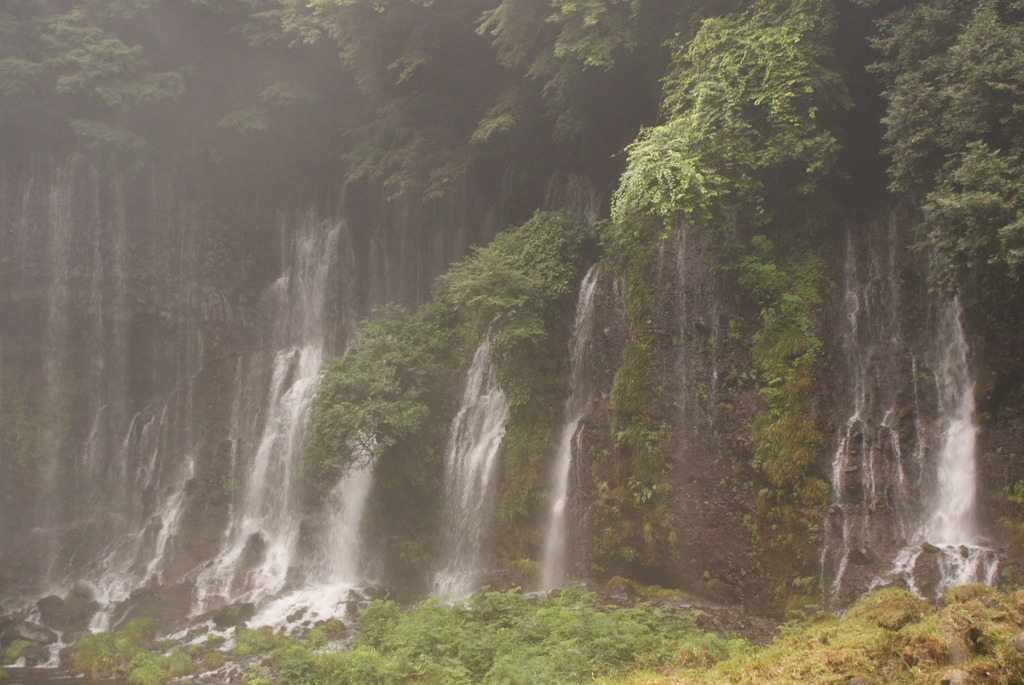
(604, 576, 638, 602)
(200, 650, 225, 670)
(211, 602, 256, 629)
(845, 587, 933, 631)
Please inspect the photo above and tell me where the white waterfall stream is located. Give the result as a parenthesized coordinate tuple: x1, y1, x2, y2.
(539, 265, 600, 589)
(885, 297, 999, 597)
(821, 222, 916, 607)
(195, 210, 376, 618)
(822, 219, 998, 603)
(433, 341, 509, 601)
(0, 158, 208, 638)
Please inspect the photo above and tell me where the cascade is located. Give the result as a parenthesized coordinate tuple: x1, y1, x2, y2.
(822, 218, 998, 605)
(543, 172, 603, 226)
(3, 155, 508, 639)
(821, 221, 917, 607)
(433, 341, 510, 600)
(539, 265, 601, 589)
(0, 158, 206, 631)
(885, 297, 999, 597)
(194, 210, 357, 617)
(251, 463, 375, 627)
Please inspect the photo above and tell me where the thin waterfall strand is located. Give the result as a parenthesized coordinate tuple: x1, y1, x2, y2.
(540, 265, 600, 589)
(433, 341, 509, 601)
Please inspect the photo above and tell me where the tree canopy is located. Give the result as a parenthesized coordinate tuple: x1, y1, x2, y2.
(3, 0, 1023, 288)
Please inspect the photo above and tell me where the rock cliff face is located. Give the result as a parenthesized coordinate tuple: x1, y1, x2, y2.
(0, 156, 503, 632)
(566, 212, 1023, 616)
(1, 157, 1022, 639)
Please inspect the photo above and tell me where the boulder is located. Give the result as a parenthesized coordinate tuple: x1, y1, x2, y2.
(113, 582, 193, 634)
(211, 602, 256, 629)
(939, 669, 968, 685)
(20, 644, 51, 666)
(0, 620, 57, 648)
(36, 592, 98, 632)
(603, 576, 638, 604)
(849, 547, 878, 566)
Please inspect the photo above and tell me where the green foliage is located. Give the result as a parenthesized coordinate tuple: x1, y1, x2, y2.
(498, 421, 554, 529)
(480, 0, 704, 140)
(659, 586, 1024, 683)
(242, 666, 273, 685)
(741, 239, 824, 490)
(737, 236, 827, 594)
(70, 632, 117, 678)
(873, 0, 1024, 289)
(0, 1, 183, 162)
(125, 651, 168, 685)
(439, 210, 588, 412)
(292, 0, 504, 198)
(1, 640, 30, 666)
(307, 301, 457, 493)
(200, 650, 226, 671)
(233, 626, 279, 657)
(308, 209, 588, 567)
(264, 587, 735, 684)
(69, 617, 156, 679)
(612, 0, 848, 230)
(165, 646, 194, 678)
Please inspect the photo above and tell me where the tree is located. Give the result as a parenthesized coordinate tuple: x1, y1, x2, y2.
(874, 0, 1024, 288)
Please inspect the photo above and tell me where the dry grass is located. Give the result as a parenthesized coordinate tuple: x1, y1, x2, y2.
(596, 586, 1024, 685)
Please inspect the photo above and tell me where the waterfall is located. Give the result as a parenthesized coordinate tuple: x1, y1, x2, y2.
(540, 265, 600, 589)
(543, 173, 603, 226)
(822, 217, 998, 604)
(250, 463, 375, 628)
(821, 221, 916, 607)
(433, 341, 509, 600)
(885, 297, 998, 597)
(195, 211, 350, 614)
(3, 155, 504, 632)
(926, 299, 979, 544)
(0, 158, 210, 628)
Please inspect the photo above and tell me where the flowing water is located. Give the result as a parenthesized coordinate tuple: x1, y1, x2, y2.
(884, 297, 999, 598)
(539, 265, 600, 589)
(433, 341, 510, 601)
(0, 159, 201, 603)
(193, 211, 352, 617)
(1, 157, 503, 640)
(822, 218, 998, 605)
(821, 221, 917, 607)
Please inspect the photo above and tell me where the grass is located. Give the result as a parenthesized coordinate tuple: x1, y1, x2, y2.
(603, 586, 1024, 684)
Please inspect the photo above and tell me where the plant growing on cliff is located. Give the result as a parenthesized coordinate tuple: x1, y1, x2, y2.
(69, 618, 156, 679)
(739, 235, 829, 593)
(308, 210, 590, 557)
(307, 301, 457, 492)
(611, 0, 848, 233)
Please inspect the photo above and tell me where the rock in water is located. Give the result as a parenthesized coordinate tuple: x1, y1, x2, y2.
(0, 620, 57, 647)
